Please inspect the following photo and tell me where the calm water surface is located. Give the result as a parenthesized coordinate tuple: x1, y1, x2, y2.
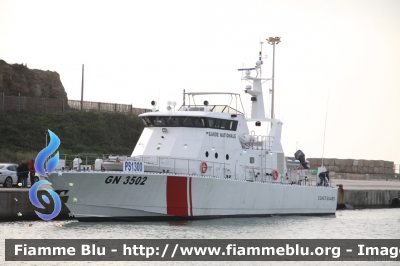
(1, 209, 399, 265)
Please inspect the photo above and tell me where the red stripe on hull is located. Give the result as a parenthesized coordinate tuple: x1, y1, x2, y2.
(166, 176, 188, 216)
(189, 177, 193, 216)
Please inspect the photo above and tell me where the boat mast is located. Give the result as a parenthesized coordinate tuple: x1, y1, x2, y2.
(259, 41, 263, 78)
(238, 43, 272, 120)
(267, 37, 281, 119)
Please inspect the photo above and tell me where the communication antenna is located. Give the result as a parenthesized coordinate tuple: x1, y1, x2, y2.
(321, 87, 330, 167)
(258, 41, 263, 78)
(255, 41, 268, 78)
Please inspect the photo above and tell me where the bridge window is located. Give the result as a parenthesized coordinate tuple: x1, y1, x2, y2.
(140, 117, 149, 126)
(166, 116, 180, 127)
(193, 117, 206, 127)
(220, 120, 227, 129)
(207, 118, 215, 128)
(140, 117, 153, 127)
(181, 116, 194, 127)
(228, 121, 238, 131)
(214, 119, 222, 129)
(148, 116, 166, 126)
(141, 116, 238, 131)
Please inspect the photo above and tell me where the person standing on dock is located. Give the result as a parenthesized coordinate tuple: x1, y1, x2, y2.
(29, 159, 36, 187)
(16, 161, 22, 187)
(19, 160, 30, 188)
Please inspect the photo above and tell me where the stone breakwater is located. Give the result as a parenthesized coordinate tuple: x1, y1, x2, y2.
(306, 158, 395, 175)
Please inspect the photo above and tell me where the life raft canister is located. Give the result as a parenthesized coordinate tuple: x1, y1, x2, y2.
(201, 162, 208, 173)
(272, 170, 279, 180)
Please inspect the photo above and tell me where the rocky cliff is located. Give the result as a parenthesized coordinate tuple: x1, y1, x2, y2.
(0, 60, 67, 99)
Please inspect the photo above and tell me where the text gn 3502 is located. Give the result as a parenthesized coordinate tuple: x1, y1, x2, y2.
(105, 175, 147, 185)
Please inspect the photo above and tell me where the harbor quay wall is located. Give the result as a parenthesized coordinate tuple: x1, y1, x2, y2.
(336, 186, 400, 208)
(0, 190, 71, 221)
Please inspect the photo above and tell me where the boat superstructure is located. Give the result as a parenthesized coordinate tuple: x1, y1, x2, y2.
(48, 45, 337, 221)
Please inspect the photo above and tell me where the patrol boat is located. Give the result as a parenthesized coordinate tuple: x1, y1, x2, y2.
(47, 47, 338, 221)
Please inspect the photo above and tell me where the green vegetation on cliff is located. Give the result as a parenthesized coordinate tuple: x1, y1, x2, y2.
(0, 110, 144, 161)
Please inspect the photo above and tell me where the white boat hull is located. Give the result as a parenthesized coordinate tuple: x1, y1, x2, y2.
(48, 171, 337, 221)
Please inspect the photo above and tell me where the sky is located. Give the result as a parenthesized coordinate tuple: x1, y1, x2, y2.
(1, 0, 400, 166)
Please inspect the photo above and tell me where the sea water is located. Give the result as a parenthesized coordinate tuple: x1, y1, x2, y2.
(1, 208, 399, 265)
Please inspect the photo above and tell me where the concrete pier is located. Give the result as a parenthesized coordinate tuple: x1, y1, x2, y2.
(0, 188, 71, 221)
(331, 179, 400, 208)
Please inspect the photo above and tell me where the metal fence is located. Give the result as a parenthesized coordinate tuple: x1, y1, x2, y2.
(0, 93, 150, 115)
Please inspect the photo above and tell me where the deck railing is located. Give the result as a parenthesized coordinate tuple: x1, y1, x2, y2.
(128, 156, 297, 184)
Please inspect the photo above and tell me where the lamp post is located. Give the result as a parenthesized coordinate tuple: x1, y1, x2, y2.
(81, 64, 84, 111)
(267, 37, 281, 119)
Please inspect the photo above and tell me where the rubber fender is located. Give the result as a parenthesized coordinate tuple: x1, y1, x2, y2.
(391, 198, 400, 208)
(337, 203, 346, 210)
(337, 203, 353, 210)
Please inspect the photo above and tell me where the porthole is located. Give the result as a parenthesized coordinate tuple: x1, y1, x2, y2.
(215, 153, 218, 159)
(226, 154, 229, 160)
(205, 151, 209, 157)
